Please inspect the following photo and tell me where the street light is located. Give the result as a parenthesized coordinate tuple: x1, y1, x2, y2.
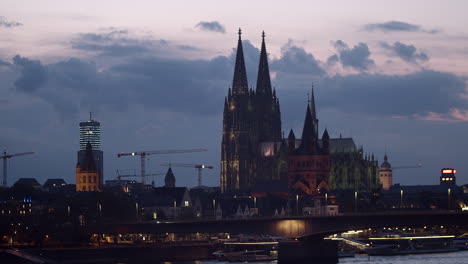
(448, 188, 451, 210)
(325, 193, 328, 206)
(212, 199, 216, 219)
(354, 191, 358, 214)
(135, 202, 139, 222)
(400, 189, 404, 208)
(296, 195, 299, 216)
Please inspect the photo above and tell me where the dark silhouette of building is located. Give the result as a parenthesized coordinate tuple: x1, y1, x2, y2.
(220, 30, 379, 194)
(43, 178, 67, 192)
(440, 168, 456, 185)
(287, 102, 330, 195)
(76, 142, 102, 192)
(12, 178, 42, 190)
(221, 30, 283, 192)
(164, 167, 176, 188)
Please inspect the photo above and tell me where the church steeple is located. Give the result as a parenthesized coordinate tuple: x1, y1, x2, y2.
(232, 28, 248, 95)
(309, 85, 319, 136)
(256, 31, 272, 96)
(298, 104, 318, 154)
(164, 167, 176, 188)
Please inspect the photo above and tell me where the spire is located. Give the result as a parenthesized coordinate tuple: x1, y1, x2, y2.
(322, 128, 329, 139)
(164, 167, 176, 188)
(256, 31, 272, 95)
(384, 153, 388, 162)
(288, 129, 295, 139)
(298, 104, 317, 154)
(309, 84, 319, 136)
(310, 85, 316, 119)
(232, 28, 248, 94)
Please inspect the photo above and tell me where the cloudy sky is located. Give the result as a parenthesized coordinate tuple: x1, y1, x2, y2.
(1, 0, 468, 187)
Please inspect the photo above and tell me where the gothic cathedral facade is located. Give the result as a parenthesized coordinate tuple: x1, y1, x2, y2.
(221, 30, 284, 192)
(221, 30, 380, 194)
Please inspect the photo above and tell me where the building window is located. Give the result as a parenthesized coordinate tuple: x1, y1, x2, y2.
(83, 177, 86, 183)
(184, 201, 189, 207)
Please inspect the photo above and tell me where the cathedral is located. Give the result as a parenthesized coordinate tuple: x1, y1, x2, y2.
(220, 30, 380, 194)
(220, 30, 284, 192)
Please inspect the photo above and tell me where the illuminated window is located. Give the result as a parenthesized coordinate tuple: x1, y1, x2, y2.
(184, 201, 189, 207)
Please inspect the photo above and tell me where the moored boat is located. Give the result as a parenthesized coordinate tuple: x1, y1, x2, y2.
(213, 238, 280, 262)
(365, 234, 458, 256)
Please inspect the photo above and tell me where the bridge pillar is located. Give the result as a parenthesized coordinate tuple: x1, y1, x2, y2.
(278, 238, 338, 264)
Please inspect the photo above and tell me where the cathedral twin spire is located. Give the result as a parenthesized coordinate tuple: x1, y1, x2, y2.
(232, 29, 273, 96)
(232, 29, 249, 95)
(256, 31, 272, 96)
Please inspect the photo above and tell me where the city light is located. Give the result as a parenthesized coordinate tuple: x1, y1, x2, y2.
(442, 169, 455, 174)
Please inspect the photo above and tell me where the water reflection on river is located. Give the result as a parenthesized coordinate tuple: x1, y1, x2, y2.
(170, 250, 468, 264)
(339, 250, 468, 263)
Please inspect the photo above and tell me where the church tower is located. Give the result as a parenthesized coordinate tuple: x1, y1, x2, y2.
(287, 98, 330, 195)
(255, 31, 282, 142)
(76, 142, 102, 192)
(221, 29, 256, 192)
(379, 153, 393, 190)
(164, 167, 176, 188)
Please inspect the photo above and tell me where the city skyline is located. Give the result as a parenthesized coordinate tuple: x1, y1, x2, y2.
(1, 1, 468, 187)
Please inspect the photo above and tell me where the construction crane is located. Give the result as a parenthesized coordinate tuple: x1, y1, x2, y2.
(393, 162, 423, 170)
(116, 170, 164, 186)
(117, 148, 207, 184)
(160, 163, 213, 187)
(1, 149, 35, 187)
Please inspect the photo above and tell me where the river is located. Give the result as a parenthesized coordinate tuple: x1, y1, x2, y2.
(173, 250, 468, 264)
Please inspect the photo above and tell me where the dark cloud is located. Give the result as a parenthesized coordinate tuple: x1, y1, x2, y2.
(381, 41, 429, 63)
(195, 21, 226, 33)
(0, 16, 23, 28)
(276, 70, 468, 141)
(363, 21, 438, 34)
(70, 29, 199, 58)
(12, 55, 47, 92)
(271, 41, 325, 76)
(71, 30, 153, 56)
(320, 70, 466, 117)
(328, 40, 375, 70)
(0, 59, 11, 66)
(2, 31, 468, 187)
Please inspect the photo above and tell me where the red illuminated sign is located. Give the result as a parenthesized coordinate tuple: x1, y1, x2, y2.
(442, 169, 456, 174)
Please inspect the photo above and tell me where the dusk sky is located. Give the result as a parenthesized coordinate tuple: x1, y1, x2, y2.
(1, 0, 468, 187)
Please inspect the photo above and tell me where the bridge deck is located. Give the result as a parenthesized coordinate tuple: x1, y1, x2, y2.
(89, 211, 468, 239)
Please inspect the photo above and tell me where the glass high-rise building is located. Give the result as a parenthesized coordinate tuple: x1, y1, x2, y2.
(77, 113, 103, 188)
(79, 119, 101, 150)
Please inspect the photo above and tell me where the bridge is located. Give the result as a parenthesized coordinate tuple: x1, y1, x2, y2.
(95, 211, 468, 239)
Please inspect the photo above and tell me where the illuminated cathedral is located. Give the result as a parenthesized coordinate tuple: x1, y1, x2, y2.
(220, 30, 380, 194)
